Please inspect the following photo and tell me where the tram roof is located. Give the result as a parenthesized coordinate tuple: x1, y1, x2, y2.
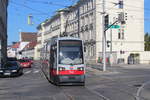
(45, 37, 82, 45)
(57, 37, 82, 41)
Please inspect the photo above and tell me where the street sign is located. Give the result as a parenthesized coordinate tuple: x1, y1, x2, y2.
(109, 25, 120, 29)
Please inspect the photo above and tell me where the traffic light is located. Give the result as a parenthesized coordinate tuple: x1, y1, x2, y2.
(28, 14, 33, 25)
(118, 12, 127, 24)
(107, 41, 111, 47)
(125, 13, 127, 20)
(105, 14, 109, 29)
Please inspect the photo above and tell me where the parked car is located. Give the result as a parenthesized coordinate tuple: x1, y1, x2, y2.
(18, 59, 32, 68)
(0, 61, 23, 77)
(7, 57, 17, 61)
(28, 58, 34, 64)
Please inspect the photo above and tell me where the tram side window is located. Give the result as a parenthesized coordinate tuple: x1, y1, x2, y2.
(50, 48, 54, 68)
(45, 49, 49, 61)
(50, 45, 57, 69)
(53, 49, 57, 69)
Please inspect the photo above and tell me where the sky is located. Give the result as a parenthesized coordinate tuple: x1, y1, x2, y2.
(8, 0, 150, 45)
(144, 0, 150, 33)
(8, 0, 77, 45)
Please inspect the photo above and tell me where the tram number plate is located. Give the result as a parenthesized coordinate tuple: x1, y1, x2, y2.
(69, 76, 75, 79)
(4, 73, 10, 75)
(69, 70, 74, 74)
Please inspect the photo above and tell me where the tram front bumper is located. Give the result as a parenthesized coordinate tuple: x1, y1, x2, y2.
(57, 75, 85, 83)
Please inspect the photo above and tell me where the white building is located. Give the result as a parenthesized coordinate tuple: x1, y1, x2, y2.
(36, 0, 145, 64)
(7, 42, 20, 58)
(17, 32, 37, 59)
(35, 13, 62, 60)
(22, 41, 37, 59)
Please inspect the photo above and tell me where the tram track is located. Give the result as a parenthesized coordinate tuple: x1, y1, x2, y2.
(65, 93, 74, 100)
(136, 80, 150, 100)
(85, 86, 111, 100)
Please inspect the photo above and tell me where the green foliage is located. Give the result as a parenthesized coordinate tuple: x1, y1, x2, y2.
(145, 33, 150, 51)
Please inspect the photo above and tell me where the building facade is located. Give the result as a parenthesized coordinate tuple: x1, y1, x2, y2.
(0, 0, 9, 66)
(7, 42, 20, 58)
(22, 41, 37, 59)
(13, 32, 37, 59)
(36, 0, 144, 64)
(35, 13, 62, 60)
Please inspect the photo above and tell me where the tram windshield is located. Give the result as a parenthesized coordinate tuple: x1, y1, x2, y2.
(59, 40, 84, 65)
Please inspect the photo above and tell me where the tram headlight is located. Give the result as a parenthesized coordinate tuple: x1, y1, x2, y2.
(77, 67, 84, 71)
(59, 67, 65, 71)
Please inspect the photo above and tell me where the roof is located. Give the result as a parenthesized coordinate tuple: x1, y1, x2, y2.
(57, 37, 82, 41)
(20, 32, 37, 42)
(23, 41, 37, 50)
(11, 42, 20, 48)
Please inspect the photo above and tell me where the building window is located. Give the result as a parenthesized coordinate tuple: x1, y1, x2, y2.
(90, 46, 92, 57)
(118, 29, 125, 40)
(82, 17, 85, 26)
(122, 33, 124, 39)
(91, 0, 94, 9)
(118, 29, 121, 39)
(88, 45, 90, 56)
(82, 6, 84, 13)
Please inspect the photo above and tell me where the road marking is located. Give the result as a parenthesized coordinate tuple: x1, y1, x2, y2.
(85, 86, 111, 100)
(33, 70, 40, 73)
(136, 80, 150, 100)
(24, 71, 31, 74)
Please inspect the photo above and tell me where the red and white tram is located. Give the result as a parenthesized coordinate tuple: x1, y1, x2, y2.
(41, 37, 85, 85)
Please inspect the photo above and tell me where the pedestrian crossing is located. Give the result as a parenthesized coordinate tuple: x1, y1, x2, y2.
(23, 69, 41, 74)
(22, 62, 42, 75)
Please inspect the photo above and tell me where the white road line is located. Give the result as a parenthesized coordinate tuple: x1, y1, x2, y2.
(24, 70, 32, 74)
(33, 70, 40, 73)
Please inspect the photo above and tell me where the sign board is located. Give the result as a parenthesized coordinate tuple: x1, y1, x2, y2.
(109, 25, 120, 29)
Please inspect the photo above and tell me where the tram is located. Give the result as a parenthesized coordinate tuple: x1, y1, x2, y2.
(41, 37, 85, 85)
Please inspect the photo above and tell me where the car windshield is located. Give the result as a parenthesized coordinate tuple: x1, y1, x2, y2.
(4, 62, 18, 68)
(59, 40, 84, 65)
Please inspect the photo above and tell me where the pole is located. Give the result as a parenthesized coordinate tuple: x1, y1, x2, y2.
(102, 0, 106, 71)
(77, 7, 80, 38)
(110, 22, 112, 54)
(110, 22, 113, 66)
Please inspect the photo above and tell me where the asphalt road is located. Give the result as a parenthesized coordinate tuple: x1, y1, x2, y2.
(0, 62, 150, 100)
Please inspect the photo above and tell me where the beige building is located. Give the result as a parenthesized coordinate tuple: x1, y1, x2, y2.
(35, 0, 145, 64)
(0, 0, 9, 66)
(35, 13, 62, 60)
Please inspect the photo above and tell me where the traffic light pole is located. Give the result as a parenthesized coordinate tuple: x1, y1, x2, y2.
(101, 1, 124, 71)
(110, 22, 112, 54)
(102, 0, 106, 71)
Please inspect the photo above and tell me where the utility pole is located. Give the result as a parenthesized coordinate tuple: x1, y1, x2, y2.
(102, 0, 106, 71)
(77, 7, 80, 38)
(110, 22, 112, 54)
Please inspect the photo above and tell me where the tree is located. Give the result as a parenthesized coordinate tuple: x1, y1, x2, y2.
(145, 33, 150, 51)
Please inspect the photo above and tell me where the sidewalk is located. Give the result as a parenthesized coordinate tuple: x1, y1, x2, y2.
(86, 63, 150, 75)
(87, 63, 150, 70)
(86, 63, 119, 71)
(86, 63, 121, 75)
